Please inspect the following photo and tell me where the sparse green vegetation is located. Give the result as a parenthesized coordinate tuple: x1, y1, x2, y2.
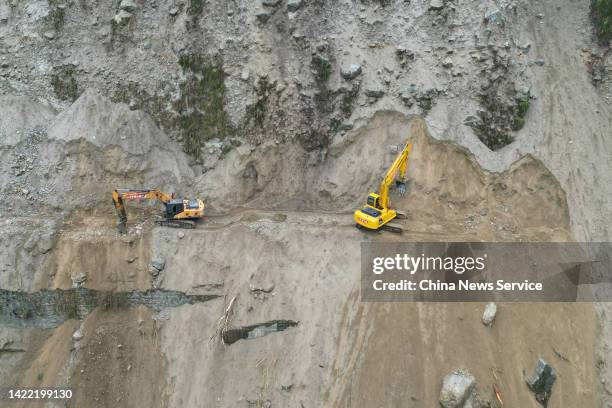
(329, 118, 342, 134)
(50, 66, 79, 101)
(48, 1, 65, 31)
(517, 99, 530, 117)
(512, 97, 530, 131)
(187, 0, 205, 15)
(176, 54, 233, 158)
(112, 54, 233, 160)
(591, 0, 612, 43)
(111, 82, 175, 131)
(341, 88, 359, 117)
(245, 76, 276, 128)
(312, 56, 332, 82)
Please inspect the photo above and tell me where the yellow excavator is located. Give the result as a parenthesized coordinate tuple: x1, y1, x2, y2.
(354, 142, 413, 233)
(112, 188, 205, 234)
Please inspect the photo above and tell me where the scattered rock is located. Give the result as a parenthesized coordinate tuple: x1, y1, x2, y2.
(429, 0, 445, 11)
(280, 382, 294, 392)
(150, 257, 166, 272)
(192, 281, 224, 291)
(126, 256, 137, 263)
(0, 4, 9, 23)
(527, 358, 556, 405)
(442, 57, 453, 68)
(484, 7, 502, 24)
(72, 329, 83, 341)
(71, 271, 88, 286)
(464, 392, 489, 408)
(250, 282, 275, 293)
(395, 47, 415, 68)
(482, 302, 497, 326)
(341, 64, 362, 80)
(43, 31, 56, 40)
(365, 88, 385, 99)
(516, 85, 531, 102)
(534, 58, 545, 66)
(287, 0, 303, 12)
(463, 115, 479, 127)
(113, 10, 133, 26)
(255, 8, 274, 23)
(38, 236, 55, 254)
(169, 7, 179, 16)
(439, 370, 476, 408)
(120, 0, 137, 12)
(177, 231, 185, 239)
(519, 43, 531, 53)
(262, 0, 281, 7)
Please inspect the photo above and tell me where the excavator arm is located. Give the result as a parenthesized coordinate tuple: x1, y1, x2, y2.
(378, 142, 412, 210)
(112, 189, 175, 234)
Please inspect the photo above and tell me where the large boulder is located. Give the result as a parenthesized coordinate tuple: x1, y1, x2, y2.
(439, 370, 476, 408)
(482, 302, 497, 326)
(527, 358, 556, 405)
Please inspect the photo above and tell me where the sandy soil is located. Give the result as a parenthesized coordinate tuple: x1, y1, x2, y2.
(1, 115, 600, 407)
(154, 115, 595, 407)
(46, 210, 154, 292)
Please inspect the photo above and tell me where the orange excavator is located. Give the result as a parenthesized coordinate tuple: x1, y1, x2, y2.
(112, 189, 205, 234)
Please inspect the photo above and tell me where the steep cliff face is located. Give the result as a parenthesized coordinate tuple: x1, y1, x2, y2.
(1, 0, 612, 407)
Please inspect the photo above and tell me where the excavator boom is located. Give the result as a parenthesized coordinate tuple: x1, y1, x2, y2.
(378, 143, 412, 209)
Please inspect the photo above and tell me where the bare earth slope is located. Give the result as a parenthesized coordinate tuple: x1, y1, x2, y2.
(1, 0, 611, 405)
(4, 113, 587, 406)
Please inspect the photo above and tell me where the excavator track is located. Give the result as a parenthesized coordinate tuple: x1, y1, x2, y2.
(155, 219, 196, 229)
(383, 222, 403, 234)
(395, 211, 408, 220)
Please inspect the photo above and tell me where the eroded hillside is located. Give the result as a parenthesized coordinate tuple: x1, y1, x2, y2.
(1, 0, 612, 407)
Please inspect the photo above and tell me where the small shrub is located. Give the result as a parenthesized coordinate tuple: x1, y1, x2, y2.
(312, 56, 332, 82)
(50, 66, 79, 101)
(188, 0, 205, 15)
(591, 0, 612, 43)
(341, 88, 359, 117)
(517, 99, 530, 118)
(175, 54, 233, 159)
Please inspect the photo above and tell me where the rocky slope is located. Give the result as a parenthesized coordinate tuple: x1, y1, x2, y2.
(1, 0, 611, 407)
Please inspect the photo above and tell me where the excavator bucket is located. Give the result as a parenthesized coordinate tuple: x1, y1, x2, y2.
(396, 180, 407, 195)
(116, 212, 128, 234)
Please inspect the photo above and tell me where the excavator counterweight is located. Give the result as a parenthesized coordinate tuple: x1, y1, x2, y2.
(112, 188, 204, 234)
(354, 142, 412, 233)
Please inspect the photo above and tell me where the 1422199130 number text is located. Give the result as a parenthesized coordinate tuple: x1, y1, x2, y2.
(2, 389, 73, 400)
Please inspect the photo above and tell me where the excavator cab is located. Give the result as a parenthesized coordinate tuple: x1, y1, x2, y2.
(367, 193, 382, 209)
(165, 199, 185, 218)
